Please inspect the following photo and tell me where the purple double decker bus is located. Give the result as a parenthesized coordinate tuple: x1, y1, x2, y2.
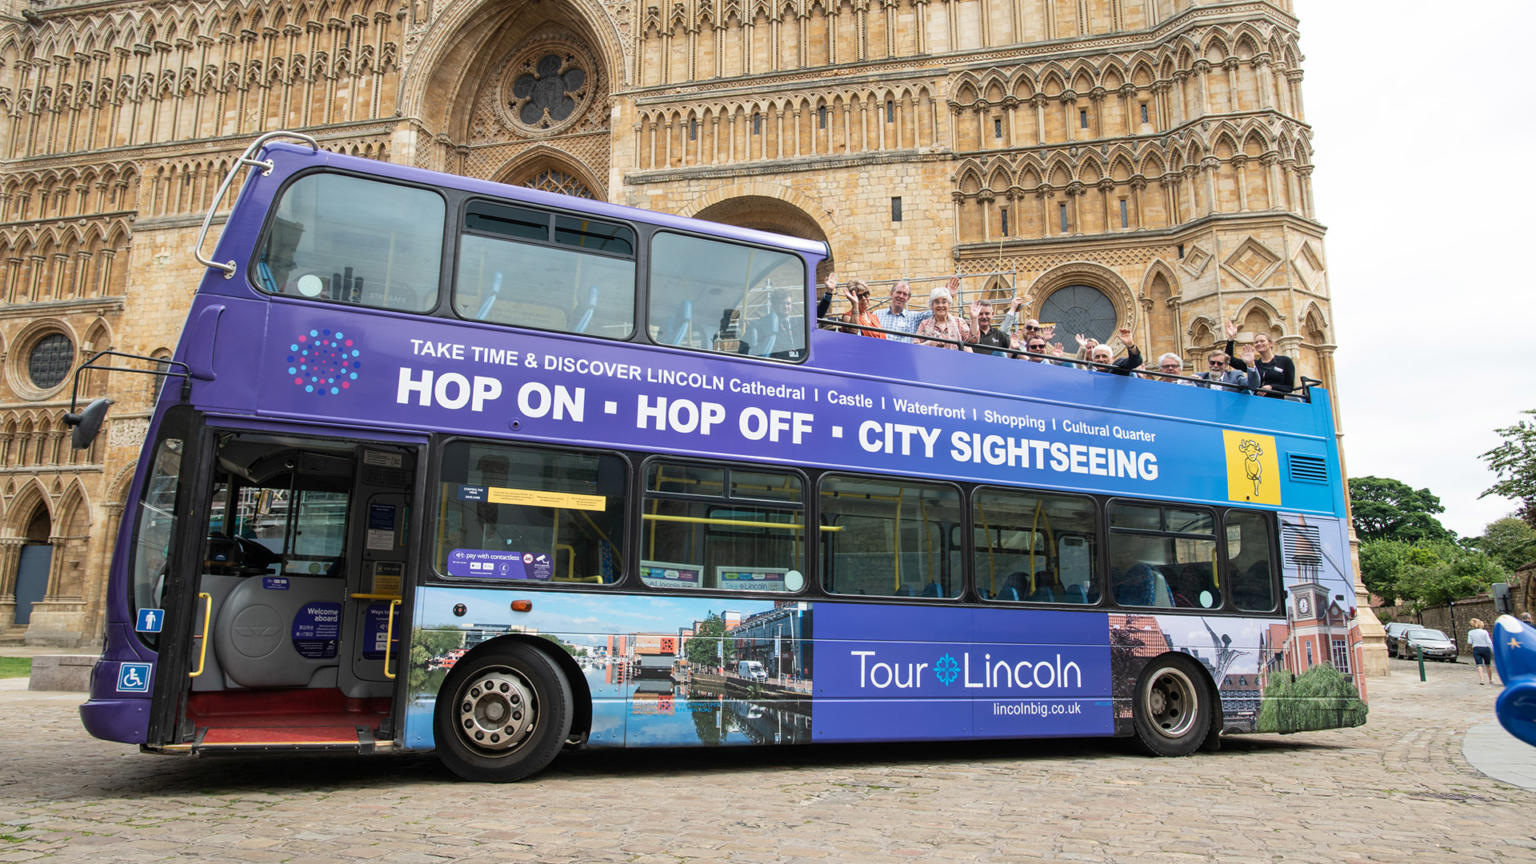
(78, 132, 1366, 782)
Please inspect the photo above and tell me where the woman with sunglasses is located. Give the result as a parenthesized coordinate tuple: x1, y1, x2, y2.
(834, 276, 887, 339)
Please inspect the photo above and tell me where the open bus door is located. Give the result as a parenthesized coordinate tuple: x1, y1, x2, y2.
(151, 427, 422, 752)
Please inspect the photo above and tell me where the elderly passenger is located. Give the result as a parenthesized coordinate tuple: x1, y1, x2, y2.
(914, 278, 972, 351)
(1156, 353, 1198, 385)
(873, 279, 932, 343)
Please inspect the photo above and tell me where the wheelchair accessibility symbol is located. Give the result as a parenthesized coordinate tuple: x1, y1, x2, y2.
(116, 662, 152, 693)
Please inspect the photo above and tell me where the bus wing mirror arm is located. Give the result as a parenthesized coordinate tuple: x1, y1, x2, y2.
(62, 351, 194, 449)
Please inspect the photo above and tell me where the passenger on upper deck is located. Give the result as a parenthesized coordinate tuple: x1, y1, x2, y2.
(1197, 349, 1254, 392)
(915, 279, 972, 351)
(1222, 320, 1295, 397)
(835, 277, 886, 340)
(873, 279, 931, 343)
(1157, 353, 1198, 385)
(744, 289, 804, 360)
(1087, 328, 1141, 375)
(967, 300, 1014, 356)
(1022, 334, 1063, 365)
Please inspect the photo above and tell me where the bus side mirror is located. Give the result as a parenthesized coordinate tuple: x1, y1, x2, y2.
(64, 397, 114, 450)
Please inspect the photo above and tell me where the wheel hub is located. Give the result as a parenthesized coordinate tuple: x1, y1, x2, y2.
(457, 669, 537, 752)
(1146, 668, 1196, 738)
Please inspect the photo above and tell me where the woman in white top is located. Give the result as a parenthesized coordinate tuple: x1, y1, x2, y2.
(1468, 617, 1494, 685)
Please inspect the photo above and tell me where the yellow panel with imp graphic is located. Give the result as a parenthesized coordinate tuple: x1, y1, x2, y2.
(1223, 430, 1281, 505)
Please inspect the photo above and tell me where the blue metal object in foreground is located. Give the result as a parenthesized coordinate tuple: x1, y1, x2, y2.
(1493, 614, 1536, 747)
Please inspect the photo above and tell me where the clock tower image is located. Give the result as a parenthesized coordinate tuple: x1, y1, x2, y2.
(1276, 579, 1366, 698)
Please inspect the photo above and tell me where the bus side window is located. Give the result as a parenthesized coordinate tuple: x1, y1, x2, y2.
(258, 173, 444, 313)
(973, 488, 1099, 605)
(435, 441, 627, 585)
(820, 475, 962, 599)
(639, 461, 805, 592)
(1228, 510, 1277, 612)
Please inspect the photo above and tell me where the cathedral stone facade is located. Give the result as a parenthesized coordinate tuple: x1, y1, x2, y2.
(0, 0, 1357, 652)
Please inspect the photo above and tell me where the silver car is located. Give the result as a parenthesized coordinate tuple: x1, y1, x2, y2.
(1401, 628, 1457, 661)
(1384, 622, 1419, 657)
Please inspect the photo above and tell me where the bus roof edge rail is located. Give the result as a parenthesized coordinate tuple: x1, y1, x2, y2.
(193, 131, 320, 279)
(62, 351, 193, 450)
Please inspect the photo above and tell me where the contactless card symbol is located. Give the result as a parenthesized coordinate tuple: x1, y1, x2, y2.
(135, 608, 163, 633)
(117, 663, 152, 693)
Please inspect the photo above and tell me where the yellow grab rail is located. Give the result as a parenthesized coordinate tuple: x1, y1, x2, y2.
(642, 513, 806, 531)
(383, 599, 401, 680)
(188, 592, 212, 678)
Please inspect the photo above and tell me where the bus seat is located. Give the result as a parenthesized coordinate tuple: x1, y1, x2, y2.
(1114, 563, 1158, 606)
(1029, 584, 1055, 603)
(996, 586, 1020, 601)
(1152, 572, 1175, 608)
(921, 581, 943, 597)
(571, 285, 600, 333)
(474, 272, 504, 320)
(896, 585, 916, 596)
(664, 300, 693, 345)
(1065, 584, 1088, 604)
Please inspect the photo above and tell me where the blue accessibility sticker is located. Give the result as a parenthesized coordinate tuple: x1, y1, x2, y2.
(135, 608, 164, 633)
(116, 662, 152, 693)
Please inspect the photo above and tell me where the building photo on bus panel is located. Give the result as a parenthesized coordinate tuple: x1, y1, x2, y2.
(75, 132, 1365, 783)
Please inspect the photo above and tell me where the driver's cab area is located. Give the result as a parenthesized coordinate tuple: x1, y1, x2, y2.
(180, 430, 416, 750)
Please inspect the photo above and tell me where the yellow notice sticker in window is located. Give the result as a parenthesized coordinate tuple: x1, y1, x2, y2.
(487, 486, 607, 511)
(1222, 430, 1280, 506)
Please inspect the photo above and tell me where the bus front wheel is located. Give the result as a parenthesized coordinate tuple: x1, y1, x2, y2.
(1132, 655, 1211, 757)
(435, 641, 573, 782)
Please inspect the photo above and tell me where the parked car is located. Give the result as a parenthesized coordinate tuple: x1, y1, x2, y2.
(1401, 628, 1458, 661)
(1384, 622, 1419, 658)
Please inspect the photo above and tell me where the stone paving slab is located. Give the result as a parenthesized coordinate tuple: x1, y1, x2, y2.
(0, 655, 1530, 863)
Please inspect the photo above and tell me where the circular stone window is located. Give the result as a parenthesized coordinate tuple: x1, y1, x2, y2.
(1039, 285, 1117, 346)
(27, 332, 74, 391)
(499, 44, 594, 135)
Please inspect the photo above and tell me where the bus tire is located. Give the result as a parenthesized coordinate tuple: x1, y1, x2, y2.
(1132, 654, 1210, 757)
(434, 641, 573, 782)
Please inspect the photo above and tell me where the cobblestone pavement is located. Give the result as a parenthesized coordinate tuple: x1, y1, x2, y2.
(0, 656, 1530, 864)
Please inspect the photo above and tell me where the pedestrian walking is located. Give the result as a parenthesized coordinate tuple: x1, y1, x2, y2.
(1468, 618, 1495, 685)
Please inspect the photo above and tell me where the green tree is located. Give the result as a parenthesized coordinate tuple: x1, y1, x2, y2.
(1481, 409, 1536, 528)
(1393, 541, 1505, 612)
(685, 613, 734, 672)
(1470, 516, 1536, 572)
(1358, 538, 1412, 606)
(1348, 476, 1456, 543)
(1256, 665, 1367, 733)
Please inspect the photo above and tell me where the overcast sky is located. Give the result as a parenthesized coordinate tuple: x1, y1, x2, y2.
(1292, 1, 1532, 538)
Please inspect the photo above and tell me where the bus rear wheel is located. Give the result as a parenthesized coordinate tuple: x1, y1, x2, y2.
(435, 641, 573, 782)
(1132, 655, 1211, 757)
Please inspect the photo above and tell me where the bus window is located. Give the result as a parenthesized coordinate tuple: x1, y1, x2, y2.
(819, 475, 962, 598)
(649, 232, 807, 360)
(640, 460, 805, 592)
(1109, 502, 1219, 610)
(130, 434, 185, 650)
(1227, 510, 1277, 612)
(973, 488, 1100, 604)
(256, 173, 443, 312)
(456, 201, 636, 339)
(435, 442, 625, 585)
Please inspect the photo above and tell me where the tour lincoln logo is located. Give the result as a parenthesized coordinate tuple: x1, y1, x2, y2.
(1222, 430, 1280, 505)
(849, 649, 1083, 691)
(288, 328, 362, 397)
(934, 653, 961, 686)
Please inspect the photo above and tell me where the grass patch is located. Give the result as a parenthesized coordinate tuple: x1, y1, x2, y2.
(0, 657, 31, 679)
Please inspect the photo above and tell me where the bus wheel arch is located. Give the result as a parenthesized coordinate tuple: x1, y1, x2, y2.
(433, 638, 575, 782)
(1132, 652, 1215, 757)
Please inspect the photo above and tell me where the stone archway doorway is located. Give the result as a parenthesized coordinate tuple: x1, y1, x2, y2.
(694, 196, 833, 281)
(14, 506, 51, 627)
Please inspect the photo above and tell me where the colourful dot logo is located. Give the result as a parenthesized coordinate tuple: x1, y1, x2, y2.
(933, 653, 960, 687)
(287, 328, 362, 397)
